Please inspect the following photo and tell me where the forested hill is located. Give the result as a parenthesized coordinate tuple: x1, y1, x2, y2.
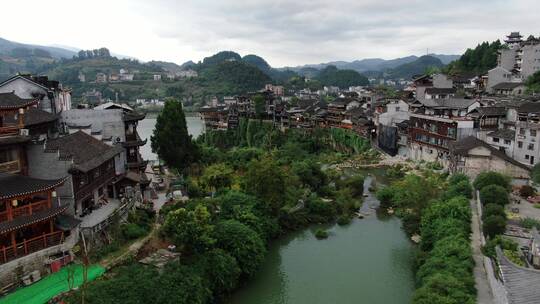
(384, 55, 445, 79)
(445, 40, 503, 75)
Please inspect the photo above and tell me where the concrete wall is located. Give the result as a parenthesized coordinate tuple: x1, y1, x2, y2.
(487, 67, 513, 92)
(513, 122, 540, 166)
(432, 74, 453, 88)
(26, 144, 77, 215)
(520, 44, 540, 78)
(499, 48, 517, 71)
(0, 78, 54, 113)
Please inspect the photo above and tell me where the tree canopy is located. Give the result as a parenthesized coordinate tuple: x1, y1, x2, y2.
(151, 99, 199, 171)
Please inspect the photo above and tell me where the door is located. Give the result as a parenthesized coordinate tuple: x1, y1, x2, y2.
(531, 156, 535, 165)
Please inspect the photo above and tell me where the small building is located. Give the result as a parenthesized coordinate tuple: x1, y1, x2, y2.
(486, 129, 516, 157)
(492, 82, 526, 96)
(153, 74, 162, 81)
(95, 73, 107, 83)
(450, 136, 530, 181)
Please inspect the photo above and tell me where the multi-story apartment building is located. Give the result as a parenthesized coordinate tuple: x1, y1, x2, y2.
(513, 102, 540, 166)
(408, 98, 480, 164)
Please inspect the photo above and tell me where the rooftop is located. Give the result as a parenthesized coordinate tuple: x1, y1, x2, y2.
(45, 131, 123, 173)
(487, 129, 516, 140)
(0, 172, 66, 200)
(492, 82, 525, 90)
(0, 92, 38, 111)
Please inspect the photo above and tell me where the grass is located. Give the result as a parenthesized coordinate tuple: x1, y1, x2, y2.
(315, 229, 329, 239)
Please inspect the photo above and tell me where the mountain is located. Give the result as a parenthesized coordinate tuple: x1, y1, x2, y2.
(384, 55, 445, 79)
(285, 54, 459, 74)
(0, 37, 76, 59)
(315, 65, 369, 88)
(180, 60, 196, 69)
(149, 60, 184, 74)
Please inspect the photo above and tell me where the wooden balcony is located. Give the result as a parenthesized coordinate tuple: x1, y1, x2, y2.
(0, 231, 64, 265)
(0, 160, 21, 174)
(0, 125, 19, 137)
(0, 200, 49, 223)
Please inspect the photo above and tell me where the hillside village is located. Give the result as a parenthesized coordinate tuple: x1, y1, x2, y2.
(3, 30, 540, 304)
(200, 32, 540, 182)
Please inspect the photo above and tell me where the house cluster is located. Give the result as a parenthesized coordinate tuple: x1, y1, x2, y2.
(0, 74, 150, 289)
(93, 68, 135, 83)
(200, 32, 540, 183)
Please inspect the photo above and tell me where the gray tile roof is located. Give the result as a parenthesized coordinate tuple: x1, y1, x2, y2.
(45, 131, 123, 173)
(4, 108, 57, 127)
(497, 247, 540, 304)
(492, 82, 525, 90)
(0, 205, 67, 234)
(0, 173, 66, 200)
(417, 98, 477, 109)
(488, 129, 516, 141)
(424, 87, 456, 94)
(0, 92, 37, 110)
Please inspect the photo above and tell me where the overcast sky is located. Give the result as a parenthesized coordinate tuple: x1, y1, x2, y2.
(1, 0, 539, 67)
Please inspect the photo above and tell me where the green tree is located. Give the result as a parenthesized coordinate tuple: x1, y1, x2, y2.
(196, 249, 241, 297)
(252, 94, 266, 118)
(480, 185, 509, 206)
(214, 220, 266, 277)
(163, 205, 215, 253)
(201, 163, 234, 192)
(473, 171, 510, 190)
(482, 204, 506, 220)
(483, 215, 507, 238)
(243, 157, 288, 214)
(151, 99, 199, 171)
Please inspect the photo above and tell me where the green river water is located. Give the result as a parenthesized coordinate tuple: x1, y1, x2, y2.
(227, 171, 415, 304)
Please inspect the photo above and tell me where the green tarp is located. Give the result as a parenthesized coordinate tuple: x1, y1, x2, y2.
(0, 264, 105, 304)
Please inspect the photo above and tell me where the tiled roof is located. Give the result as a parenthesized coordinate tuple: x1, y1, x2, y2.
(123, 111, 146, 122)
(487, 129, 515, 141)
(45, 131, 123, 173)
(492, 82, 525, 90)
(0, 92, 37, 110)
(496, 247, 540, 304)
(424, 87, 456, 94)
(0, 205, 67, 234)
(474, 107, 507, 116)
(0, 173, 66, 200)
(418, 98, 477, 109)
(518, 102, 540, 114)
(4, 108, 57, 126)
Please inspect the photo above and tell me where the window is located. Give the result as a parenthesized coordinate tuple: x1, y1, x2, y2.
(448, 128, 456, 138)
(493, 137, 500, 143)
(518, 141, 523, 148)
(532, 130, 537, 137)
(429, 124, 438, 133)
(526, 155, 530, 160)
(504, 140, 511, 145)
(520, 128, 526, 135)
(528, 143, 535, 151)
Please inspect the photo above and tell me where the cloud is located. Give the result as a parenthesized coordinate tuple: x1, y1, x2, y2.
(1, 0, 539, 66)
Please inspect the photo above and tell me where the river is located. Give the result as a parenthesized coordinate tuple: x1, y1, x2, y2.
(227, 171, 415, 304)
(138, 117, 415, 303)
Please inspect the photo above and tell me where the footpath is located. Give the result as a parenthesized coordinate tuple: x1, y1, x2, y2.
(470, 198, 495, 304)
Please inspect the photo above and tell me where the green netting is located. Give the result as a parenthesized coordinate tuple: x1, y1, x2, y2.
(0, 264, 105, 304)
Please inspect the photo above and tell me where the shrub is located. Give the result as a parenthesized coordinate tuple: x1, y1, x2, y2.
(482, 235, 518, 258)
(443, 180, 473, 199)
(480, 185, 509, 206)
(519, 185, 536, 198)
(337, 215, 352, 226)
(482, 204, 506, 220)
(520, 217, 540, 230)
(448, 173, 470, 185)
(376, 186, 395, 208)
(473, 171, 510, 190)
(315, 229, 329, 239)
(121, 223, 147, 240)
(483, 215, 507, 238)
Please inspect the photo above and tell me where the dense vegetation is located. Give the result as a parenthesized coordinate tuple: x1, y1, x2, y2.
(315, 65, 369, 88)
(377, 172, 476, 303)
(67, 118, 374, 303)
(526, 71, 540, 94)
(445, 40, 503, 75)
(385, 55, 444, 79)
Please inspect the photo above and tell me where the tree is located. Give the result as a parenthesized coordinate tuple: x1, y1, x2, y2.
(151, 99, 199, 171)
(252, 94, 266, 118)
(483, 215, 507, 238)
(201, 163, 234, 192)
(214, 220, 266, 277)
(156, 263, 211, 304)
(473, 171, 510, 190)
(482, 204, 506, 220)
(243, 157, 288, 214)
(163, 205, 215, 253)
(196, 249, 241, 297)
(480, 185, 509, 206)
(520, 185, 536, 198)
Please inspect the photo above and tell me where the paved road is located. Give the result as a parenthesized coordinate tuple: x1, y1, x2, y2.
(470, 198, 494, 304)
